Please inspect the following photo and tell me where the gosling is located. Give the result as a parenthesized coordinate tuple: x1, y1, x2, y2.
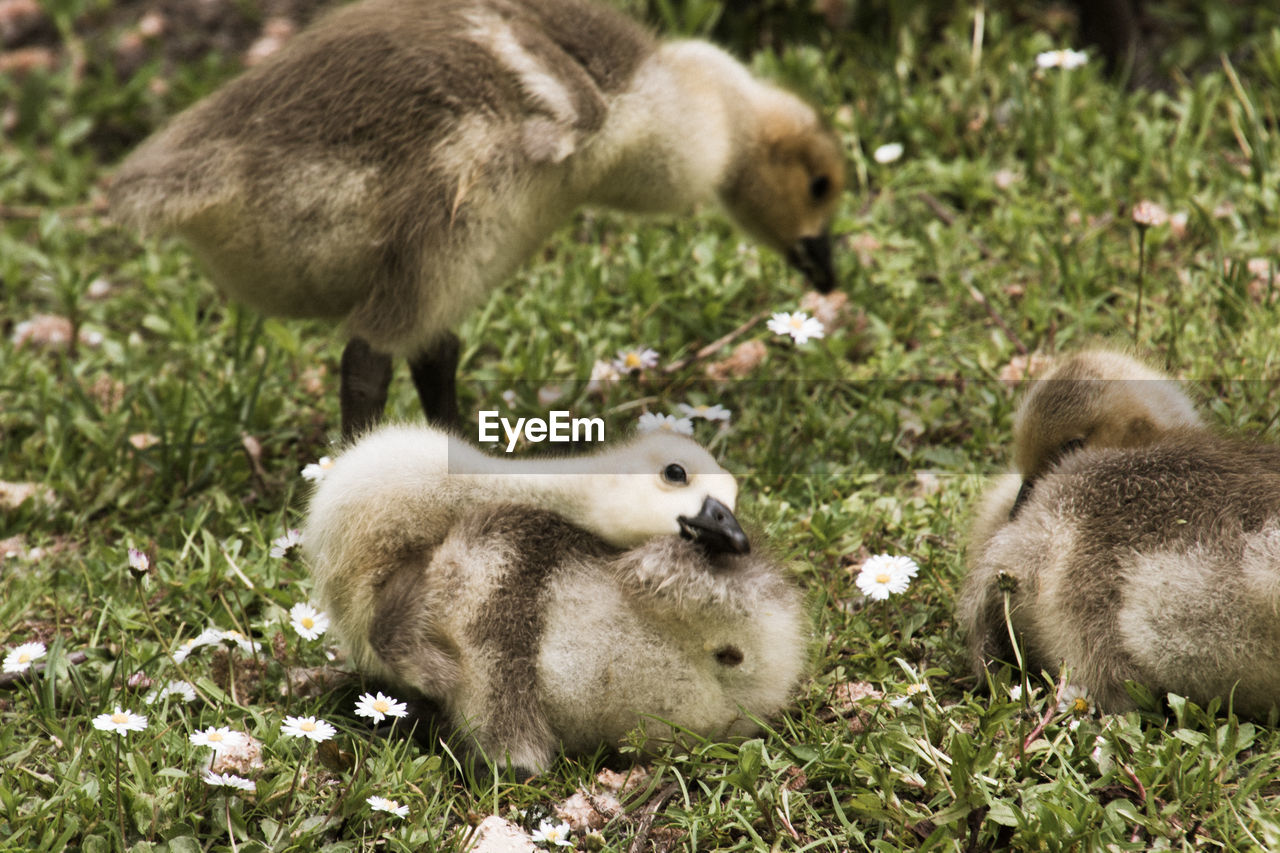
(967, 347, 1205, 546)
(961, 350, 1280, 716)
(324, 504, 808, 773)
(303, 423, 750, 685)
(109, 0, 846, 437)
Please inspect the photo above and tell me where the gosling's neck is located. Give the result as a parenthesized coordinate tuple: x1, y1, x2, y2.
(578, 40, 763, 213)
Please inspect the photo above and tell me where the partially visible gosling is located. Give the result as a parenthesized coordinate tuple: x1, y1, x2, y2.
(303, 424, 749, 685)
(961, 351, 1280, 715)
(968, 349, 1207, 545)
(109, 0, 846, 436)
(318, 504, 809, 773)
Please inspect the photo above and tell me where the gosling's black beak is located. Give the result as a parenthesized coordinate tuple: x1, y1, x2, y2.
(786, 233, 836, 294)
(678, 496, 750, 555)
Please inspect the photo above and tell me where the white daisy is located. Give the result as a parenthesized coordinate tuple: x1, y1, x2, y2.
(202, 770, 255, 792)
(144, 680, 198, 704)
(218, 629, 261, 654)
(584, 360, 621, 395)
(767, 311, 826, 345)
(354, 691, 409, 724)
(612, 347, 659, 373)
(531, 818, 574, 847)
(1057, 683, 1094, 716)
(855, 554, 920, 601)
(676, 402, 732, 422)
(269, 529, 302, 558)
(3, 641, 47, 674)
(636, 412, 694, 436)
(366, 795, 409, 818)
(301, 456, 334, 482)
(1035, 48, 1088, 70)
(280, 715, 337, 742)
(889, 682, 929, 708)
(127, 548, 150, 574)
(289, 603, 330, 641)
(92, 707, 148, 736)
(172, 628, 223, 663)
(190, 726, 246, 753)
(872, 142, 904, 164)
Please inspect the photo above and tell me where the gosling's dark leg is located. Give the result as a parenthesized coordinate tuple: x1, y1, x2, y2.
(408, 332, 461, 429)
(340, 337, 394, 441)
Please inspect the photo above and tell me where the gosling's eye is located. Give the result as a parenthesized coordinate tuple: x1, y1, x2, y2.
(661, 463, 688, 485)
(1060, 437, 1086, 455)
(809, 175, 831, 201)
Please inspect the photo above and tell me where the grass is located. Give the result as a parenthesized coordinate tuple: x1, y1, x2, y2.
(4, 0, 1280, 849)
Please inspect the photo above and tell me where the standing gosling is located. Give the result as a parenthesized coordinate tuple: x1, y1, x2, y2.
(328, 504, 808, 773)
(109, 0, 846, 437)
(961, 351, 1280, 716)
(303, 424, 750, 688)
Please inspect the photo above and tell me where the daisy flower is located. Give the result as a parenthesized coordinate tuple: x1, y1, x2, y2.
(92, 707, 148, 736)
(872, 142, 904, 164)
(172, 628, 223, 663)
(127, 548, 150, 575)
(144, 680, 198, 704)
(354, 691, 409, 724)
(1035, 48, 1088, 70)
(636, 412, 694, 436)
(3, 641, 47, 674)
(202, 770, 255, 792)
(280, 715, 337, 742)
(367, 795, 409, 818)
(190, 726, 246, 753)
(531, 818, 574, 847)
(289, 602, 330, 641)
(855, 554, 920, 601)
(269, 529, 302, 558)
(612, 347, 659, 373)
(1131, 200, 1169, 228)
(1057, 684, 1094, 716)
(767, 311, 825, 345)
(584, 360, 621, 395)
(889, 682, 929, 708)
(219, 629, 261, 654)
(301, 456, 334, 482)
(676, 402, 732, 422)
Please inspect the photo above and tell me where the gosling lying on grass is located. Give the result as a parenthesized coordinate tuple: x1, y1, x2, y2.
(110, 0, 846, 437)
(349, 505, 807, 773)
(303, 424, 750, 690)
(961, 349, 1280, 716)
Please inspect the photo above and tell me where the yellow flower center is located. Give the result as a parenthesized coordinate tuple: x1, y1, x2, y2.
(624, 352, 641, 368)
(300, 617, 314, 629)
(320, 458, 334, 469)
(876, 573, 891, 584)
(300, 721, 316, 732)
(209, 732, 224, 742)
(16, 653, 30, 664)
(1071, 697, 1090, 714)
(111, 712, 129, 724)
(789, 316, 804, 330)
(373, 699, 389, 712)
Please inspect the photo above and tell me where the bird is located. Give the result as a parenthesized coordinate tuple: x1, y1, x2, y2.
(960, 349, 1280, 716)
(301, 435, 805, 772)
(302, 422, 751, 686)
(108, 0, 847, 438)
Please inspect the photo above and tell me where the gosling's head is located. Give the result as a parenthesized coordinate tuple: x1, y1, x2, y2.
(720, 93, 845, 293)
(1010, 349, 1204, 512)
(579, 431, 748, 555)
